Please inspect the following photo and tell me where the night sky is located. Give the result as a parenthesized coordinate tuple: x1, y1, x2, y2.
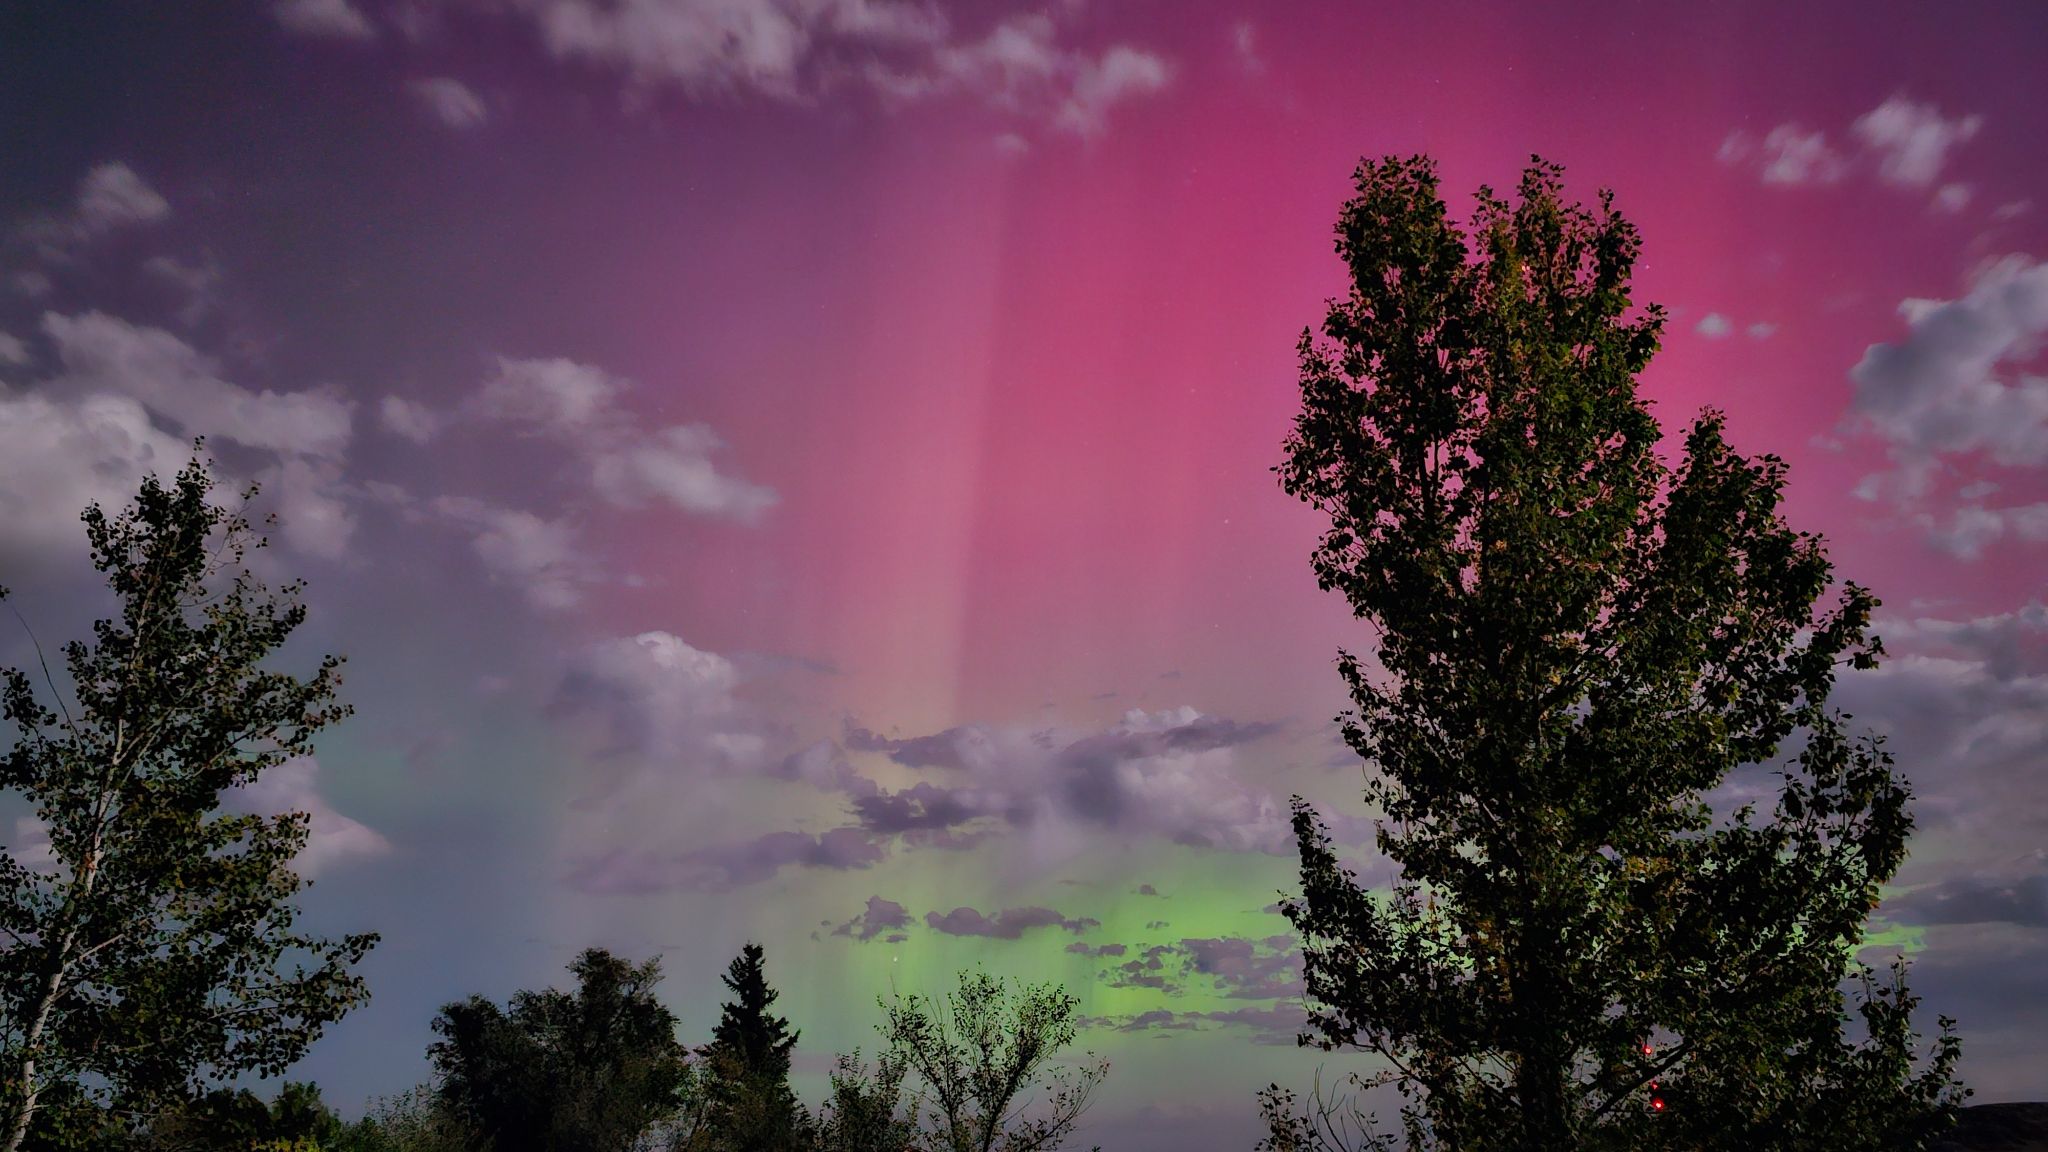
(2, 1, 2045, 1147)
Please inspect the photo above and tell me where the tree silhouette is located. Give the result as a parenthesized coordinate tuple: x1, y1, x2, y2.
(0, 455, 376, 1152)
(428, 947, 691, 1152)
(696, 943, 802, 1152)
(1267, 155, 1968, 1152)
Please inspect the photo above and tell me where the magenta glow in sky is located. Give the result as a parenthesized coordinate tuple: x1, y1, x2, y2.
(2, 1, 2046, 1145)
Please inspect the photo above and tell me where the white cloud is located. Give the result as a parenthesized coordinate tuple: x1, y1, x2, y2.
(1845, 256, 2048, 487)
(273, 0, 376, 39)
(1719, 125, 1848, 187)
(553, 630, 753, 767)
(428, 495, 596, 610)
(476, 356, 624, 432)
(1934, 183, 1973, 214)
(1695, 313, 1732, 338)
(0, 331, 26, 365)
(43, 311, 354, 460)
(411, 77, 489, 129)
(266, 457, 358, 560)
(0, 386, 193, 570)
(1920, 503, 2048, 561)
(0, 313, 363, 565)
(589, 423, 777, 520)
(16, 163, 171, 259)
(481, 0, 1166, 135)
(73, 163, 171, 234)
(378, 394, 441, 443)
(473, 356, 775, 522)
(229, 756, 391, 877)
(1747, 321, 1778, 340)
(1056, 45, 1171, 137)
(1851, 94, 1982, 189)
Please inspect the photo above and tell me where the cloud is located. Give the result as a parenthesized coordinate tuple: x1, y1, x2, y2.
(1722, 97, 1984, 209)
(1843, 256, 2048, 498)
(1828, 630, 2048, 886)
(1695, 313, 1732, 338)
(0, 387, 191, 569)
(228, 756, 391, 877)
(1054, 46, 1170, 137)
(1851, 94, 1983, 189)
(553, 630, 753, 764)
(924, 905, 1100, 939)
(273, 0, 376, 39)
(590, 423, 778, 520)
(509, 0, 946, 97)
(73, 163, 171, 235)
(474, 356, 776, 522)
(1934, 183, 1973, 214)
(477, 356, 625, 431)
(1178, 934, 1302, 999)
(564, 826, 885, 893)
(1918, 503, 2048, 560)
(1718, 125, 1847, 187)
(44, 311, 354, 459)
(1067, 941, 1126, 958)
(833, 895, 912, 941)
(1747, 322, 1778, 340)
(0, 332, 26, 365)
(1883, 855, 2048, 928)
(837, 707, 1302, 856)
(15, 163, 171, 260)
(411, 77, 489, 129)
(267, 457, 358, 560)
(2, 312, 358, 567)
(1104, 943, 1180, 992)
(144, 255, 225, 326)
(428, 496, 597, 610)
(481, 0, 1167, 136)
(1231, 21, 1263, 75)
(9, 818, 57, 874)
(378, 394, 441, 443)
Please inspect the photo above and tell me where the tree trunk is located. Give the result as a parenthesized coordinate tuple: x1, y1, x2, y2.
(3, 839, 104, 1152)
(1, 929, 76, 1152)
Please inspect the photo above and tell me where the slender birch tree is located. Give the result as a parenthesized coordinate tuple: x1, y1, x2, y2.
(0, 456, 376, 1150)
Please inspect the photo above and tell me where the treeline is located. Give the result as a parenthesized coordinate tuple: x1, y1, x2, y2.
(21, 942, 1104, 1152)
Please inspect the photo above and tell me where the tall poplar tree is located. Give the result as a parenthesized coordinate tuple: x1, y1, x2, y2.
(0, 457, 377, 1151)
(1268, 156, 1967, 1152)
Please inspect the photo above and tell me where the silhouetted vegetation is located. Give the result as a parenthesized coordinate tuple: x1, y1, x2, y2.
(3, 142, 1991, 1152)
(1265, 153, 1969, 1151)
(0, 455, 376, 1152)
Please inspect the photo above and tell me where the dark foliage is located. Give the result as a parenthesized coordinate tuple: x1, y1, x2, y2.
(1268, 155, 1968, 1152)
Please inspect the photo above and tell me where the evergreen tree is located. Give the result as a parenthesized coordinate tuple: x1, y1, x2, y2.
(1267, 155, 1967, 1152)
(0, 456, 377, 1152)
(707, 944, 797, 1082)
(698, 943, 801, 1152)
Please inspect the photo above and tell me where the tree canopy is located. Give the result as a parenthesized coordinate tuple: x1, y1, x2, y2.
(0, 456, 377, 1152)
(427, 947, 692, 1152)
(1268, 155, 1968, 1152)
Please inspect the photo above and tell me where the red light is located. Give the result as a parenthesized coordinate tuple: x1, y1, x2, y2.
(1652, 1098, 1665, 1111)
(1642, 1044, 1654, 1055)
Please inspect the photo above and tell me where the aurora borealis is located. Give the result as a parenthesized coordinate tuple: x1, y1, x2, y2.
(2, 1, 2046, 1147)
